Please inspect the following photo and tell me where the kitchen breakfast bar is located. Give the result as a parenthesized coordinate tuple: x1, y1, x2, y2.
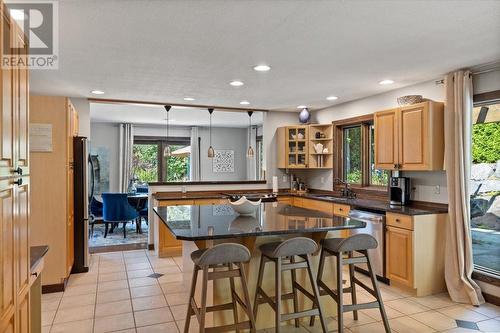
(153, 201, 366, 329)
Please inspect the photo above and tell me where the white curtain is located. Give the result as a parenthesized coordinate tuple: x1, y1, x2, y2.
(190, 127, 200, 181)
(246, 126, 257, 180)
(119, 123, 134, 192)
(444, 70, 484, 305)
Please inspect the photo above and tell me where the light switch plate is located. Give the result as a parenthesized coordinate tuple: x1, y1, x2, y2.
(434, 185, 440, 194)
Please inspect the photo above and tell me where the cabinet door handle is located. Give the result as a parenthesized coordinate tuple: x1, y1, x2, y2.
(12, 178, 23, 186)
(31, 272, 38, 277)
(395, 219, 400, 223)
(12, 167, 23, 175)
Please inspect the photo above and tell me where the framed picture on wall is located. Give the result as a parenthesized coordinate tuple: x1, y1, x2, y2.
(213, 150, 234, 173)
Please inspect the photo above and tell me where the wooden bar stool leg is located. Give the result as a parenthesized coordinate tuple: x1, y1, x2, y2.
(275, 257, 282, 333)
(184, 266, 199, 333)
(365, 251, 390, 333)
(336, 254, 344, 333)
(253, 255, 266, 322)
(289, 256, 300, 328)
(228, 263, 239, 333)
(198, 266, 209, 333)
(237, 262, 256, 333)
(305, 254, 328, 333)
(310, 249, 326, 327)
(348, 251, 358, 320)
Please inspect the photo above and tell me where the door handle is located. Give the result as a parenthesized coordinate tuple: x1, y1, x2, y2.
(12, 178, 23, 186)
(12, 167, 22, 175)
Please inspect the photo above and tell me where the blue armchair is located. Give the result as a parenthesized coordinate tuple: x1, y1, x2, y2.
(101, 193, 139, 238)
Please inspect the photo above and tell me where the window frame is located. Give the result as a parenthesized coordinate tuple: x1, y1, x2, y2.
(332, 114, 388, 196)
(133, 135, 190, 183)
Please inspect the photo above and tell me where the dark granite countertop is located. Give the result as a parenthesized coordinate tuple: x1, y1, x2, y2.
(153, 190, 447, 216)
(153, 202, 365, 241)
(30, 245, 49, 272)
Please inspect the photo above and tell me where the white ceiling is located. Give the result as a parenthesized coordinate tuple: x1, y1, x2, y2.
(31, 0, 500, 111)
(90, 103, 264, 128)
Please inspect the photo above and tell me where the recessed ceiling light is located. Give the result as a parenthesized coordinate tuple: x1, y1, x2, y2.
(240, 100, 250, 105)
(183, 97, 195, 101)
(253, 64, 271, 72)
(91, 90, 105, 95)
(379, 79, 394, 85)
(326, 96, 338, 101)
(230, 80, 244, 87)
(297, 105, 307, 109)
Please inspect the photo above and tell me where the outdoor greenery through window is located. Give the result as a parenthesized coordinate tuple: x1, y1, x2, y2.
(470, 100, 500, 275)
(340, 122, 388, 187)
(132, 138, 190, 184)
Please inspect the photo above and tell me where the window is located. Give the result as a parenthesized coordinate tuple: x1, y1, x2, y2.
(334, 116, 389, 190)
(132, 136, 190, 183)
(470, 97, 500, 275)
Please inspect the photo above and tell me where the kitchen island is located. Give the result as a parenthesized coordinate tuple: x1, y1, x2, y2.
(153, 202, 365, 329)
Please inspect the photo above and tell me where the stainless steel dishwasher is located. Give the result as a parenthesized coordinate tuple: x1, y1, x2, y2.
(348, 209, 388, 283)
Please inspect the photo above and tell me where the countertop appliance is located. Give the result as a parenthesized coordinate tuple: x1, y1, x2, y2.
(389, 177, 411, 206)
(72, 137, 90, 273)
(224, 193, 277, 203)
(348, 209, 387, 283)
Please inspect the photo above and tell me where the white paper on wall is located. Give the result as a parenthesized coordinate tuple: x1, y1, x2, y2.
(29, 123, 53, 152)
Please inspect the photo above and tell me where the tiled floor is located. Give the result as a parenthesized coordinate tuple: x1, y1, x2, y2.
(42, 249, 500, 333)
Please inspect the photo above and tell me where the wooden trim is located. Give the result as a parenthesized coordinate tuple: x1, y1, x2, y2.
(41, 277, 68, 294)
(148, 244, 155, 251)
(148, 180, 267, 186)
(473, 89, 500, 104)
(483, 292, 500, 306)
(89, 242, 147, 254)
(88, 98, 268, 112)
(472, 270, 500, 287)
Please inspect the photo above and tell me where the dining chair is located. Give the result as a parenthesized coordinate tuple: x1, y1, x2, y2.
(101, 193, 139, 238)
(89, 196, 104, 238)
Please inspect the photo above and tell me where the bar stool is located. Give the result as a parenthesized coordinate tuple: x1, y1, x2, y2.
(253, 237, 328, 333)
(314, 234, 390, 333)
(185, 243, 256, 333)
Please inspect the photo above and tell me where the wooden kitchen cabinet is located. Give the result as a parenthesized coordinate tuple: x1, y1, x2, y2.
(374, 101, 444, 171)
(0, 181, 15, 333)
(385, 212, 447, 296)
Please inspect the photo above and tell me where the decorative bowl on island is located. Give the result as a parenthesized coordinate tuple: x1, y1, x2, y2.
(229, 196, 261, 216)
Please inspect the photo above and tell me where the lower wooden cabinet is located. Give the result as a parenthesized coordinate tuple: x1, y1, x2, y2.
(386, 225, 413, 287)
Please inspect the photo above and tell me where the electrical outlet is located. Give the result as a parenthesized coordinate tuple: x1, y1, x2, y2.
(434, 185, 440, 194)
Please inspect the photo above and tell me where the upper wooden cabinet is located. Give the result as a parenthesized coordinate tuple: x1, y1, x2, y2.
(277, 124, 333, 169)
(374, 101, 444, 171)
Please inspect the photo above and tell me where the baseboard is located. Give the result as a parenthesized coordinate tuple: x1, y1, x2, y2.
(483, 292, 500, 306)
(42, 277, 68, 294)
(89, 242, 147, 254)
(148, 244, 154, 251)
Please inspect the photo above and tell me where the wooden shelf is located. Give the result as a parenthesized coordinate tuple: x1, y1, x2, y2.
(310, 138, 332, 141)
(310, 153, 332, 155)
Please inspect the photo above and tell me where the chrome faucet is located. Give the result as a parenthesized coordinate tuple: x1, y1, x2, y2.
(333, 178, 357, 199)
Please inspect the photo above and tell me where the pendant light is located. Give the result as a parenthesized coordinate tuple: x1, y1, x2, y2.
(207, 108, 215, 158)
(163, 105, 172, 157)
(247, 111, 255, 158)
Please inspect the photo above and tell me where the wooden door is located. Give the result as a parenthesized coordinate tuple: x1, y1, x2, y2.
(399, 103, 429, 170)
(0, 15, 14, 179)
(386, 226, 413, 287)
(0, 180, 15, 332)
(14, 179, 30, 302)
(374, 109, 399, 170)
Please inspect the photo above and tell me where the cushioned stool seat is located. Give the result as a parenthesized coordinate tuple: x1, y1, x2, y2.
(321, 233, 378, 253)
(258, 237, 318, 258)
(190, 243, 251, 266)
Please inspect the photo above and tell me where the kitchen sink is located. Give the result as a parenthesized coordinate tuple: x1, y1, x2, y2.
(311, 195, 349, 201)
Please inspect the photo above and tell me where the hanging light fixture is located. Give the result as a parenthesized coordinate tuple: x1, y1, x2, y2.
(247, 111, 255, 158)
(163, 105, 172, 157)
(207, 108, 215, 158)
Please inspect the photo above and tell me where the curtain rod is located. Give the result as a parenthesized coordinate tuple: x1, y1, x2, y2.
(435, 65, 500, 85)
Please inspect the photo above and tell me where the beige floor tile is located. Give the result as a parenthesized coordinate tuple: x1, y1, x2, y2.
(95, 299, 133, 317)
(131, 285, 163, 298)
(348, 321, 394, 333)
(170, 304, 188, 321)
(126, 269, 154, 279)
(42, 292, 63, 302)
(136, 321, 180, 333)
(128, 277, 158, 288)
(99, 271, 128, 282)
(440, 328, 478, 333)
(123, 250, 146, 258)
(389, 316, 435, 333)
(360, 305, 404, 320)
(176, 319, 199, 333)
(157, 273, 184, 284)
(132, 295, 168, 311)
(99, 265, 126, 274)
(438, 304, 490, 322)
(110, 329, 136, 333)
(53, 304, 95, 324)
(476, 318, 500, 332)
(67, 273, 99, 286)
(471, 303, 500, 318)
(41, 325, 51, 333)
(161, 281, 190, 295)
(50, 318, 94, 333)
(59, 293, 96, 309)
(154, 266, 182, 275)
(97, 288, 131, 304)
(411, 310, 457, 331)
(377, 287, 406, 302)
(41, 299, 60, 312)
(98, 279, 129, 292)
(410, 295, 458, 309)
(41, 310, 56, 326)
(62, 283, 97, 297)
(94, 312, 135, 333)
(337, 311, 377, 328)
(149, 257, 177, 268)
(126, 262, 152, 271)
(134, 306, 174, 327)
(166, 292, 189, 306)
(385, 298, 429, 315)
(300, 315, 339, 332)
(125, 257, 150, 265)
